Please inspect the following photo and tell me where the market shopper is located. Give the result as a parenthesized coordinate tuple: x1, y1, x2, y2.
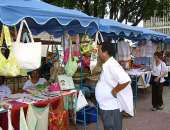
(95, 42, 131, 130)
(23, 69, 47, 92)
(150, 52, 168, 111)
(0, 76, 11, 99)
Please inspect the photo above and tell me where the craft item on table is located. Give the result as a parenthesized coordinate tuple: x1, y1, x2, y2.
(48, 83, 60, 92)
(0, 25, 21, 76)
(26, 105, 49, 130)
(58, 75, 75, 90)
(8, 93, 29, 100)
(16, 96, 39, 104)
(117, 40, 131, 61)
(35, 84, 47, 92)
(127, 68, 144, 76)
(42, 91, 61, 97)
(13, 20, 42, 70)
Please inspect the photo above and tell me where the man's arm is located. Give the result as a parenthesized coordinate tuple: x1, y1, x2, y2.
(111, 81, 130, 96)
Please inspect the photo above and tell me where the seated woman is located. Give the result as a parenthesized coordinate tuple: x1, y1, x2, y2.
(23, 69, 47, 93)
(0, 76, 11, 99)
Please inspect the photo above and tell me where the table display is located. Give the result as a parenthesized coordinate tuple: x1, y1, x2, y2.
(0, 90, 77, 130)
(127, 68, 151, 88)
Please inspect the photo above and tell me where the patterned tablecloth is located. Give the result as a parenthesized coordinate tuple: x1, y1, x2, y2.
(0, 90, 77, 130)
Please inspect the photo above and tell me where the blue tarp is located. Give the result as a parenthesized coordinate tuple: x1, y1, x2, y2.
(99, 19, 168, 41)
(99, 19, 142, 38)
(0, 0, 98, 37)
(164, 36, 170, 43)
(134, 26, 168, 41)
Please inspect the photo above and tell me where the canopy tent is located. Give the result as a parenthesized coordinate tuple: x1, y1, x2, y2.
(99, 19, 142, 39)
(99, 19, 168, 42)
(164, 36, 170, 43)
(134, 27, 168, 42)
(0, 0, 98, 37)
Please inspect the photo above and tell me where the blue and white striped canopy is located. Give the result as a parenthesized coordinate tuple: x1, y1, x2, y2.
(0, 0, 98, 37)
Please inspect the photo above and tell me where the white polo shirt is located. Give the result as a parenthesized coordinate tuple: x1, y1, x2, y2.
(95, 57, 131, 110)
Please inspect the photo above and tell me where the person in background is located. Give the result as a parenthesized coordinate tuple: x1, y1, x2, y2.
(40, 57, 53, 80)
(0, 76, 11, 99)
(95, 42, 131, 130)
(150, 52, 168, 111)
(23, 69, 47, 92)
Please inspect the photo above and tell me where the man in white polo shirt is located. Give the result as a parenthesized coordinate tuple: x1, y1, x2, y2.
(95, 42, 132, 130)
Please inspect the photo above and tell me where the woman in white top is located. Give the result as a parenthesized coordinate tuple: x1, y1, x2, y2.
(151, 52, 168, 111)
(0, 76, 11, 100)
(23, 69, 47, 93)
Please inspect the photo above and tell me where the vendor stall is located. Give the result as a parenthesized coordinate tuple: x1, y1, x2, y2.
(0, 0, 100, 130)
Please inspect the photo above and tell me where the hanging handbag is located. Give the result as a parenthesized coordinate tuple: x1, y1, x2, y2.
(49, 62, 64, 83)
(13, 20, 42, 70)
(0, 25, 20, 76)
(72, 34, 81, 57)
(90, 31, 104, 73)
(63, 34, 70, 65)
(76, 90, 88, 112)
(65, 39, 78, 76)
(80, 34, 93, 55)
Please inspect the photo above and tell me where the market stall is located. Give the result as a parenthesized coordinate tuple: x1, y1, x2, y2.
(0, 0, 100, 130)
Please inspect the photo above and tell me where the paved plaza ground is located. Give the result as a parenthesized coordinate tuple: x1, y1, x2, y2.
(71, 86, 170, 130)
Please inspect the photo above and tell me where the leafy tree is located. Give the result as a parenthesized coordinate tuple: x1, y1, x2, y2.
(43, 0, 170, 25)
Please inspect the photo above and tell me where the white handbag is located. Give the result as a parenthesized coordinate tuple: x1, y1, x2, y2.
(90, 31, 104, 73)
(13, 20, 42, 70)
(76, 90, 88, 112)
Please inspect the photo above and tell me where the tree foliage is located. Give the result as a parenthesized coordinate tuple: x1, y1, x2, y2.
(43, 0, 170, 25)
